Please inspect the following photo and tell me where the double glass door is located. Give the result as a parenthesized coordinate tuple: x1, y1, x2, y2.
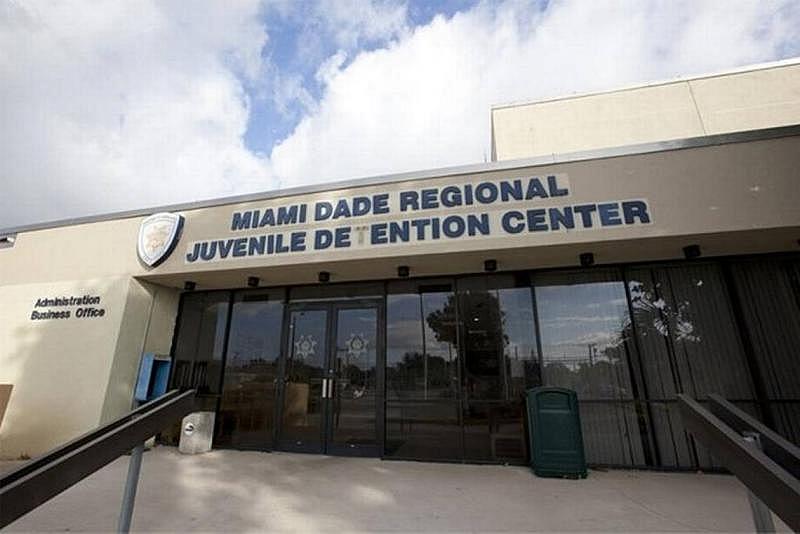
(277, 301, 382, 456)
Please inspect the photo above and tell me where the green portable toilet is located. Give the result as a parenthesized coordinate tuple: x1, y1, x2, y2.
(526, 387, 587, 478)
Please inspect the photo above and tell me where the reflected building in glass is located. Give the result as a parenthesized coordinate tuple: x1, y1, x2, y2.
(165, 255, 800, 470)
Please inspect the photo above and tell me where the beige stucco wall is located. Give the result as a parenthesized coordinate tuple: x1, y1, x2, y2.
(98, 280, 180, 424)
(1, 131, 799, 457)
(144, 134, 800, 288)
(491, 61, 800, 161)
(141, 284, 181, 356)
(5, 135, 799, 291)
(0, 276, 180, 458)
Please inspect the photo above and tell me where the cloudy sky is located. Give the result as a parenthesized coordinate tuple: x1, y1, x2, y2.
(2, 0, 798, 229)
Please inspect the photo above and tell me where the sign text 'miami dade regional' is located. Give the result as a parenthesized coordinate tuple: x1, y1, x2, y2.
(184, 175, 652, 264)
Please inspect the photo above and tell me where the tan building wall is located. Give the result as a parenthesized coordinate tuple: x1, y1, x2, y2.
(1, 127, 798, 458)
(98, 280, 180, 424)
(491, 60, 800, 161)
(137, 133, 800, 288)
(0, 277, 176, 458)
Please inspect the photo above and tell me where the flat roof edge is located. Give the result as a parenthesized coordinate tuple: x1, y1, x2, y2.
(3, 123, 800, 236)
(490, 57, 800, 112)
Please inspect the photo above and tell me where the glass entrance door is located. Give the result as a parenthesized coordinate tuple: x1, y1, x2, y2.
(327, 306, 380, 455)
(277, 301, 381, 456)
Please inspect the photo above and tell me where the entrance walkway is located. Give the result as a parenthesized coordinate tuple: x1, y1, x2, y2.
(2, 448, 790, 532)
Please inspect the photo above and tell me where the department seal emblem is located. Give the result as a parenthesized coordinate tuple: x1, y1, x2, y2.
(345, 333, 368, 359)
(137, 212, 184, 267)
(294, 334, 317, 359)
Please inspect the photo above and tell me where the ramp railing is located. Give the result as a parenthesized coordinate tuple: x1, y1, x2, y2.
(678, 393, 800, 532)
(0, 389, 196, 530)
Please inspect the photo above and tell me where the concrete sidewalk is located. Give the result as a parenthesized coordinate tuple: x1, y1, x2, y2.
(2, 447, 790, 532)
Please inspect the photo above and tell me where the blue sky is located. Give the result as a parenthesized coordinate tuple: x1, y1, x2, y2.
(244, 0, 480, 153)
(1, 0, 798, 229)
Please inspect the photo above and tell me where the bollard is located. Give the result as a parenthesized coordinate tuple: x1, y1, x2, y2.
(742, 432, 776, 534)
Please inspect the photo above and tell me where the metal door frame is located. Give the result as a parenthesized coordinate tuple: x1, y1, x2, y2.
(274, 298, 384, 456)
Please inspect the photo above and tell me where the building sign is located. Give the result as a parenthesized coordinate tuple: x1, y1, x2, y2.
(185, 174, 652, 264)
(138, 212, 184, 267)
(30, 295, 106, 320)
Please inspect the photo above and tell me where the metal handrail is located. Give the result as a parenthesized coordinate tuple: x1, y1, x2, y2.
(677, 394, 800, 532)
(0, 389, 196, 529)
(707, 394, 800, 479)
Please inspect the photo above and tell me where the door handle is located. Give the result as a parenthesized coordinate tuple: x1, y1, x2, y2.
(321, 378, 335, 399)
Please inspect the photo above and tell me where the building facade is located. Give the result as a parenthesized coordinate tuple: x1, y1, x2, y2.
(1, 63, 799, 470)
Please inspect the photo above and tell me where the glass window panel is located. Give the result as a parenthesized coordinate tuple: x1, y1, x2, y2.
(498, 285, 541, 398)
(171, 292, 230, 395)
(216, 289, 285, 449)
(646, 401, 696, 469)
(462, 402, 526, 463)
(729, 257, 800, 444)
(578, 401, 647, 466)
(386, 294, 425, 399)
(533, 270, 650, 467)
(534, 270, 637, 400)
(627, 262, 757, 469)
(172, 293, 203, 375)
(280, 309, 327, 449)
(458, 275, 538, 401)
(331, 307, 378, 448)
(386, 281, 458, 400)
(647, 400, 760, 470)
(628, 264, 755, 400)
(626, 267, 677, 401)
(666, 264, 754, 400)
(422, 291, 459, 398)
(385, 401, 461, 460)
(459, 279, 505, 401)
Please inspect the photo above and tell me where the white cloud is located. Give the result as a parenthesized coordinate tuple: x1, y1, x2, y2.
(0, 0, 273, 228)
(315, 0, 409, 49)
(1, 0, 798, 229)
(272, 71, 317, 119)
(270, 0, 800, 188)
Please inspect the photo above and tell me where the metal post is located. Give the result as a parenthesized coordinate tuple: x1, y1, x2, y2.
(742, 432, 776, 534)
(116, 443, 144, 533)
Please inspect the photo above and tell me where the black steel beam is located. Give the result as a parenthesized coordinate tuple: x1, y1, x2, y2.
(677, 394, 800, 531)
(0, 389, 196, 528)
(708, 394, 800, 479)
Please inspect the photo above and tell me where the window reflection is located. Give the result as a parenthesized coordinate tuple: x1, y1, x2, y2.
(171, 292, 230, 395)
(281, 309, 327, 448)
(386, 282, 458, 400)
(386, 280, 464, 461)
(628, 264, 754, 400)
(386, 276, 537, 463)
(331, 307, 378, 448)
(462, 402, 526, 462)
(535, 271, 634, 400)
(166, 256, 798, 467)
(457, 277, 539, 463)
(458, 276, 539, 401)
(216, 290, 284, 450)
(534, 270, 646, 466)
(627, 264, 757, 469)
(729, 258, 800, 445)
(385, 401, 462, 460)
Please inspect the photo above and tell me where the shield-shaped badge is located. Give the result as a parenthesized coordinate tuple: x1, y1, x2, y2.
(137, 212, 184, 267)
